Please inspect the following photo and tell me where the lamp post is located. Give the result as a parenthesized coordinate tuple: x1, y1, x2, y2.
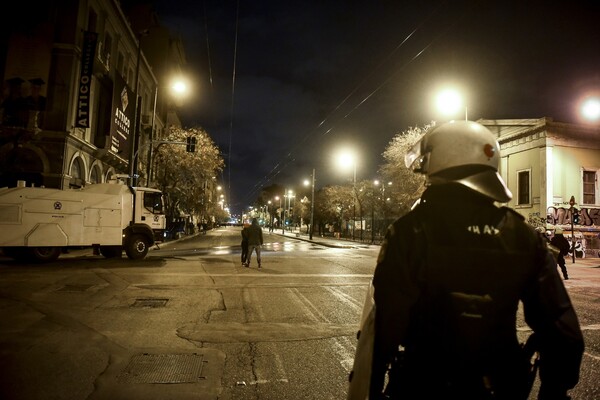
(303, 169, 316, 240)
(336, 150, 357, 240)
(374, 180, 392, 240)
(128, 30, 146, 187)
(145, 84, 158, 185)
(284, 190, 295, 232)
(267, 200, 273, 231)
(275, 195, 282, 233)
(282, 192, 287, 234)
(570, 195, 576, 263)
(146, 79, 189, 186)
(309, 169, 315, 240)
(371, 180, 377, 244)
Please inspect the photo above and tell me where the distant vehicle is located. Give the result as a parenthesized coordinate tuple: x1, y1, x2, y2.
(0, 179, 166, 262)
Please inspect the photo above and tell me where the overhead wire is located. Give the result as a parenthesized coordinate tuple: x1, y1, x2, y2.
(239, 23, 431, 204)
(227, 0, 241, 209)
(238, 1, 468, 206)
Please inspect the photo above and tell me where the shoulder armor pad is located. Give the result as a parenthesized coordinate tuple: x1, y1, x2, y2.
(501, 206, 525, 221)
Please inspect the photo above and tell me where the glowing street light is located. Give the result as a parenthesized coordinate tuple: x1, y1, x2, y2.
(435, 87, 467, 120)
(581, 96, 600, 122)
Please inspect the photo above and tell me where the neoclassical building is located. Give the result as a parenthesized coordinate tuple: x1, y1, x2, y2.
(0, 0, 184, 189)
(482, 118, 600, 258)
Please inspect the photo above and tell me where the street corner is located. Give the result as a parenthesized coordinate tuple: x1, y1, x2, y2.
(88, 347, 226, 400)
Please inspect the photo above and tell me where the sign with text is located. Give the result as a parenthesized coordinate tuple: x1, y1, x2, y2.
(109, 73, 133, 157)
(75, 31, 97, 128)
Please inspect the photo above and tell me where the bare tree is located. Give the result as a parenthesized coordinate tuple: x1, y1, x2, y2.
(379, 122, 435, 219)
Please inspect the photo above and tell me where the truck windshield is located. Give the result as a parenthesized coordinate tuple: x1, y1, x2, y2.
(144, 192, 163, 214)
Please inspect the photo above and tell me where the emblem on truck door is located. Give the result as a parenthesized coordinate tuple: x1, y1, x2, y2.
(54, 201, 62, 210)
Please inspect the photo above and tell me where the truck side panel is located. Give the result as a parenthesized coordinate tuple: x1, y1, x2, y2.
(26, 223, 68, 246)
(0, 186, 127, 247)
(83, 208, 123, 228)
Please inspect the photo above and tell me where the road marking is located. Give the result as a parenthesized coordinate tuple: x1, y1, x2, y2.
(126, 273, 374, 278)
(248, 378, 289, 385)
(325, 286, 363, 312)
(289, 287, 357, 372)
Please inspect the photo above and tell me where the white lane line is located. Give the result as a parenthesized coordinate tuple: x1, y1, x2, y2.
(326, 286, 363, 312)
(289, 287, 357, 372)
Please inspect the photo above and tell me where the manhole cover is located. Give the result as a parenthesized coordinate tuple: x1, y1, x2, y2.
(57, 284, 95, 292)
(118, 353, 207, 383)
(131, 298, 169, 308)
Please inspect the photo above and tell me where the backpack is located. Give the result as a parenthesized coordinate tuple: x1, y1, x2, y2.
(384, 204, 534, 399)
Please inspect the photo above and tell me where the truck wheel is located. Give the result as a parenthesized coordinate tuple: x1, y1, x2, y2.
(125, 235, 149, 260)
(28, 247, 61, 263)
(99, 246, 122, 258)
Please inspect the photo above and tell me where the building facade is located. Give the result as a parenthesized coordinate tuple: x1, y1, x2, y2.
(482, 118, 600, 257)
(0, 0, 183, 190)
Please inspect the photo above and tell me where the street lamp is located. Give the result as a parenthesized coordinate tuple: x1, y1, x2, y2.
(435, 87, 467, 121)
(336, 150, 357, 240)
(146, 79, 189, 186)
(129, 30, 148, 187)
(373, 179, 392, 242)
(275, 196, 282, 232)
(580, 96, 600, 122)
(284, 189, 295, 233)
(303, 169, 316, 240)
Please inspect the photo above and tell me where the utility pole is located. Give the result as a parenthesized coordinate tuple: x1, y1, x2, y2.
(309, 168, 315, 240)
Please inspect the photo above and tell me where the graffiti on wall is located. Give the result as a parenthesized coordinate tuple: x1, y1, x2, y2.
(544, 204, 600, 258)
(527, 212, 546, 230)
(546, 205, 600, 226)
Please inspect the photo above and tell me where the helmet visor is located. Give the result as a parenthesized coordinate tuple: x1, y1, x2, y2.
(404, 140, 423, 169)
(456, 170, 513, 203)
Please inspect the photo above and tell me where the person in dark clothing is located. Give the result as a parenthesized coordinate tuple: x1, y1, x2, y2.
(241, 223, 249, 266)
(550, 228, 571, 280)
(245, 218, 263, 268)
(348, 121, 583, 400)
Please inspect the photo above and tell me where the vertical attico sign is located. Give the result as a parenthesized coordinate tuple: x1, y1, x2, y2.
(75, 31, 97, 128)
(109, 73, 133, 157)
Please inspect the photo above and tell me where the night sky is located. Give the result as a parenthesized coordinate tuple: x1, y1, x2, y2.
(153, 0, 600, 214)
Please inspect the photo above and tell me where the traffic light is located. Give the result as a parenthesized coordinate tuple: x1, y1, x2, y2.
(186, 136, 196, 152)
(573, 210, 580, 224)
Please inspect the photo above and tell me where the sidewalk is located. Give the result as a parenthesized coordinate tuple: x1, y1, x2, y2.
(266, 227, 377, 249)
(267, 228, 600, 268)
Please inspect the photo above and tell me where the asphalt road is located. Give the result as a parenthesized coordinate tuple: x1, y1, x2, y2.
(0, 227, 598, 399)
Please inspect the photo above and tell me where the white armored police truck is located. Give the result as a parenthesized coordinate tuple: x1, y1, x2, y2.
(0, 178, 166, 262)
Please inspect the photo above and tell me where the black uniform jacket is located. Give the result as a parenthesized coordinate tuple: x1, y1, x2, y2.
(371, 184, 583, 399)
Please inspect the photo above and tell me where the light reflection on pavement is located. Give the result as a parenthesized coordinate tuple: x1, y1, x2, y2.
(154, 239, 326, 258)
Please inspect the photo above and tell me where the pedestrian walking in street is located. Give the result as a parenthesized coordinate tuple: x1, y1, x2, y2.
(550, 227, 571, 280)
(241, 223, 249, 266)
(245, 218, 263, 268)
(348, 120, 584, 400)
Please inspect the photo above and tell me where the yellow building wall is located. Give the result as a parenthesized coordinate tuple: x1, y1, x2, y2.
(552, 146, 600, 206)
(505, 147, 541, 214)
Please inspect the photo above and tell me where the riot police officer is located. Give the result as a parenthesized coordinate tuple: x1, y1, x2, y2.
(348, 120, 583, 399)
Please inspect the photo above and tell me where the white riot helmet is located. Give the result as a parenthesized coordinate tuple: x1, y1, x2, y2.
(405, 120, 512, 202)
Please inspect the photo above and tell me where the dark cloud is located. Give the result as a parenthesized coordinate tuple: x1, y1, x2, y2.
(154, 0, 600, 213)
